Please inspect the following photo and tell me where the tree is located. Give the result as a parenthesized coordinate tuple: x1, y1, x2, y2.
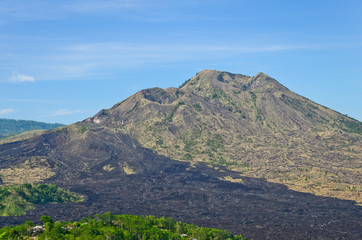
(41, 215, 54, 232)
(41, 215, 54, 225)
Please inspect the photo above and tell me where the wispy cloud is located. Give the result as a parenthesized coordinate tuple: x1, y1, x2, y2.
(0, 108, 14, 115)
(10, 72, 35, 82)
(0, 1, 235, 24)
(0, 0, 143, 22)
(64, 42, 306, 53)
(0, 39, 347, 82)
(65, 0, 139, 13)
(2, 98, 69, 104)
(0, 1, 65, 22)
(56, 42, 314, 70)
(6, 41, 322, 82)
(50, 109, 84, 116)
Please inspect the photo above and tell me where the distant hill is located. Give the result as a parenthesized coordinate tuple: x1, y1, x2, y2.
(0, 70, 360, 239)
(0, 119, 65, 139)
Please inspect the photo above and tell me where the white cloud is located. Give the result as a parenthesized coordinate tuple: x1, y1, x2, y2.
(50, 109, 84, 116)
(10, 72, 35, 82)
(0, 108, 14, 115)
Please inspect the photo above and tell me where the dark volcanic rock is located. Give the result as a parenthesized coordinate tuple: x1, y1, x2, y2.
(0, 131, 361, 239)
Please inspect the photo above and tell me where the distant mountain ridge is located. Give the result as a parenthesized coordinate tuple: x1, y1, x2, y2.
(0, 118, 65, 139)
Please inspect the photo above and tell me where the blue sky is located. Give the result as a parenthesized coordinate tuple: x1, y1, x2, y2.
(0, 0, 361, 124)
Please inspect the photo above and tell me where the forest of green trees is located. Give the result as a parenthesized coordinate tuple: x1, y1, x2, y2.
(0, 213, 247, 239)
(0, 118, 64, 138)
(0, 184, 83, 216)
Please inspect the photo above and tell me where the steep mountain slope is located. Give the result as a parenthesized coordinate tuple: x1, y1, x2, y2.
(85, 70, 362, 203)
(0, 124, 168, 185)
(0, 130, 49, 145)
(0, 118, 64, 139)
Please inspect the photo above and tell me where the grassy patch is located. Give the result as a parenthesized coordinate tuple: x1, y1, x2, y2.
(206, 133, 224, 151)
(192, 103, 202, 112)
(122, 163, 136, 175)
(0, 158, 56, 185)
(340, 118, 362, 135)
(165, 101, 185, 122)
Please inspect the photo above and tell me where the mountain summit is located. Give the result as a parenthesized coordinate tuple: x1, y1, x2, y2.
(0, 70, 361, 239)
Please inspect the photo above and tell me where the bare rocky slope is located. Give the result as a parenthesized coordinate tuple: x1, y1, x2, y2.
(0, 70, 361, 239)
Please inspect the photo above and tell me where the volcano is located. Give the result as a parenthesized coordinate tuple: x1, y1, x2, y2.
(0, 70, 361, 239)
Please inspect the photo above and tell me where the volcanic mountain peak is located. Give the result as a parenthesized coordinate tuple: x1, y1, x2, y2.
(180, 70, 285, 98)
(80, 70, 362, 203)
(94, 70, 282, 117)
(2, 70, 361, 205)
(182, 69, 248, 88)
(85, 70, 360, 135)
(0, 69, 361, 239)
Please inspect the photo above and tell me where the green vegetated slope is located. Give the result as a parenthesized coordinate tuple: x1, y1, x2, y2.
(0, 213, 247, 240)
(0, 130, 47, 145)
(84, 70, 361, 203)
(0, 184, 82, 216)
(0, 119, 64, 139)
